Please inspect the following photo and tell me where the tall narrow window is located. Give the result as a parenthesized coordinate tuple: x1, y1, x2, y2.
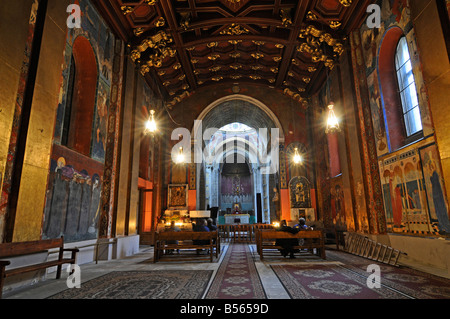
(61, 55, 76, 147)
(395, 37, 422, 137)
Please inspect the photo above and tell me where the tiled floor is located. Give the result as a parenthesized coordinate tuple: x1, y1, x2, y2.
(2, 243, 449, 299)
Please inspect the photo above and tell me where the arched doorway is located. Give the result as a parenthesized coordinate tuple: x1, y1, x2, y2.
(192, 95, 285, 224)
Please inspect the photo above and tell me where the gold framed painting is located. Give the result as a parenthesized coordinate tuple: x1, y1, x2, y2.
(168, 184, 188, 208)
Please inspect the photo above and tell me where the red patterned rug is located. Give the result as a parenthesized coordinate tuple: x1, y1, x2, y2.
(272, 263, 408, 299)
(326, 250, 450, 299)
(205, 243, 266, 299)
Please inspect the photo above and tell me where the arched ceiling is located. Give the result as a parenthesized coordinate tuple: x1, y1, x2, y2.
(94, 0, 372, 107)
(202, 99, 277, 132)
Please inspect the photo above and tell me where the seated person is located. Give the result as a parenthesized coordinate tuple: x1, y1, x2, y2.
(165, 221, 181, 255)
(294, 218, 310, 231)
(294, 217, 311, 249)
(207, 218, 217, 244)
(193, 219, 210, 254)
(193, 218, 210, 232)
(207, 218, 217, 231)
(276, 220, 300, 259)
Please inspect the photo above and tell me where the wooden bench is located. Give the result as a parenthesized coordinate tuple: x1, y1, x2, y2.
(153, 231, 220, 263)
(255, 229, 326, 260)
(0, 236, 79, 298)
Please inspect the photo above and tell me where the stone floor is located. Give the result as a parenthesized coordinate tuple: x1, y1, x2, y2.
(2, 243, 449, 300)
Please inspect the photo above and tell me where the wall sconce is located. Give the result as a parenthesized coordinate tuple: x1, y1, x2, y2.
(175, 146, 185, 164)
(145, 110, 157, 134)
(293, 147, 303, 165)
(325, 102, 340, 134)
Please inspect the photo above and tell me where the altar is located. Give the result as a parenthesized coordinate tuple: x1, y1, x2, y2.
(224, 214, 250, 224)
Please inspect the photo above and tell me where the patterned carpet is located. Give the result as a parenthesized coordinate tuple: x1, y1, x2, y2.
(272, 263, 408, 299)
(205, 243, 266, 299)
(272, 250, 450, 299)
(48, 271, 213, 299)
(45, 246, 450, 300)
(326, 250, 450, 299)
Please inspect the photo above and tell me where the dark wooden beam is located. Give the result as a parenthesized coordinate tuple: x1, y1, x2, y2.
(93, 0, 132, 42)
(343, 0, 375, 33)
(183, 35, 289, 48)
(184, 17, 285, 31)
(160, 0, 198, 90)
(275, 1, 309, 88)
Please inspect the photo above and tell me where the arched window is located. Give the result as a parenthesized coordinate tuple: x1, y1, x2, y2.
(395, 37, 422, 137)
(379, 28, 423, 151)
(61, 36, 98, 156)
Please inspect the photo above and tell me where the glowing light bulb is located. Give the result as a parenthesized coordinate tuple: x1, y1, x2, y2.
(293, 148, 303, 164)
(145, 110, 157, 134)
(176, 147, 185, 164)
(326, 102, 340, 134)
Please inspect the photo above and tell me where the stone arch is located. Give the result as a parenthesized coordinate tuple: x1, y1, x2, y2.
(66, 35, 99, 156)
(192, 94, 285, 144)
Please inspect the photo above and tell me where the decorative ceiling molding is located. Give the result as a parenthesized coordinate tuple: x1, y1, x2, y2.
(94, 0, 374, 107)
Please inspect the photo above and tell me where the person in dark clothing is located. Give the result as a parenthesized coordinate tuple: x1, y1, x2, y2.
(166, 221, 181, 255)
(276, 220, 300, 259)
(206, 218, 217, 231)
(294, 218, 310, 230)
(206, 218, 218, 245)
(193, 219, 210, 254)
(193, 218, 210, 232)
(294, 217, 312, 250)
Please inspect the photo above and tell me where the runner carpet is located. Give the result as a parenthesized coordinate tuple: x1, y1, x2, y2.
(205, 243, 266, 299)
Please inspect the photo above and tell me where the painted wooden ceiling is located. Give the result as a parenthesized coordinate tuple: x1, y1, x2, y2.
(94, 0, 372, 107)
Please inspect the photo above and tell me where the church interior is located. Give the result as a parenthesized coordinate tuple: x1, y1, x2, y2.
(1, 0, 450, 302)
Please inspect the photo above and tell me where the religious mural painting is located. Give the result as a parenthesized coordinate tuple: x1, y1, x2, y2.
(168, 184, 188, 208)
(44, 0, 115, 242)
(289, 176, 311, 209)
(379, 144, 450, 236)
(43, 156, 103, 242)
(329, 177, 347, 230)
(91, 78, 110, 162)
(221, 174, 253, 212)
(419, 144, 450, 235)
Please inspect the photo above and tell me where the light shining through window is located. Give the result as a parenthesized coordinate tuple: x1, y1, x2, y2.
(395, 37, 422, 137)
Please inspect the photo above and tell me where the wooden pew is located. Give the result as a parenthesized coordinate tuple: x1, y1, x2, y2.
(255, 229, 326, 260)
(153, 231, 219, 263)
(0, 236, 79, 298)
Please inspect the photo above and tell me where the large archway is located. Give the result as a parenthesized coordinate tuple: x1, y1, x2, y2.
(193, 95, 285, 224)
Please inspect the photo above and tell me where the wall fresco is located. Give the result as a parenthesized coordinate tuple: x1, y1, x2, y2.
(45, 0, 114, 241)
(420, 144, 450, 234)
(43, 145, 104, 242)
(54, 0, 114, 164)
(221, 171, 253, 212)
(379, 144, 450, 235)
(360, 0, 433, 158)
